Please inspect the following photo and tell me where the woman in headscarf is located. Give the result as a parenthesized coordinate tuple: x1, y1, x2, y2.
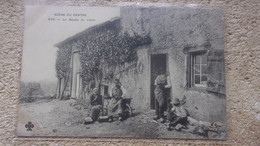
(107, 79, 124, 121)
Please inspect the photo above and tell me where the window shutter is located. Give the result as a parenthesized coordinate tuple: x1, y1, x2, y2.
(206, 49, 225, 94)
(185, 54, 191, 88)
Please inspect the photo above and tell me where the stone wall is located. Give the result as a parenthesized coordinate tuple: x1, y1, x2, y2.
(114, 48, 151, 111)
(120, 7, 226, 122)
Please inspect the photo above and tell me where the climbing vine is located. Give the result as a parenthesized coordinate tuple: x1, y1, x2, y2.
(55, 45, 72, 79)
(78, 30, 152, 86)
(55, 26, 152, 91)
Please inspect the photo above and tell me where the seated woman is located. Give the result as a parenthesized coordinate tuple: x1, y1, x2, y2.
(89, 88, 102, 121)
(107, 79, 124, 121)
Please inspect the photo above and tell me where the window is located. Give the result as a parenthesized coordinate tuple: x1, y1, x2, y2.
(185, 49, 225, 94)
(191, 53, 208, 87)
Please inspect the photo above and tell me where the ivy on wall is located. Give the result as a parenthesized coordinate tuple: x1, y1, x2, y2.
(55, 25, 151, 94)
(55, 45, 72, 99)
(55, 45, 72, 80)
(78, 30, 151, 86)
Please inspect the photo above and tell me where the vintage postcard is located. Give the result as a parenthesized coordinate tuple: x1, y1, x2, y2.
(17, 3, 226, 139)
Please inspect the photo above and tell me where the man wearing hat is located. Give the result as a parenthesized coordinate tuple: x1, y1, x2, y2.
(168, 97, 188, 130)
(108, 79, 124, 121)
(153, 69, 171, 123)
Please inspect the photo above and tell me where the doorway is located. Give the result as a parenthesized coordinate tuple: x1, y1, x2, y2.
(150, 54, 167, 109)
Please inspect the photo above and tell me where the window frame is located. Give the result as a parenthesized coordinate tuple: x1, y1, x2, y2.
(191, 53, 208, 87)
(189, 52, 208, 88)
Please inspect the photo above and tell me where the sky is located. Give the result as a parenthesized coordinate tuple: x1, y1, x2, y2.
(21, 5, 120, 83)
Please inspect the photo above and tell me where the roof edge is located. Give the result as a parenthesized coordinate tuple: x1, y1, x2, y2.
(55, 17, 121, 48)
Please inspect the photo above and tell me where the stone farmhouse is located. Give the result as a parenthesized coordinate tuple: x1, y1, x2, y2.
(55, 7, 226, 123)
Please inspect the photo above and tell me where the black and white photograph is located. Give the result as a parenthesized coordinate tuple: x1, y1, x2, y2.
(17, 4, 227, 139)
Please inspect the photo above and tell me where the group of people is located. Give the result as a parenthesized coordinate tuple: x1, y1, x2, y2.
(154, 70, 224, 134)
(87, 79, 125, 123)
(85, 69, 222, 136)
(87, 69, 188, 130)
(153, 69, 189, 130)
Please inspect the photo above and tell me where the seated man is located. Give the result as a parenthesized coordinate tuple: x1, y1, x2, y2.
(89, 88, 102, 121)
(168, 97, 188, 131)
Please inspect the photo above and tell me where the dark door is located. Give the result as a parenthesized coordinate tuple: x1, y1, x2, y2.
(150, 54, 167, 109)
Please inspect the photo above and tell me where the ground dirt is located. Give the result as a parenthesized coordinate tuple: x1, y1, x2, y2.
(17, 99, 225, 139)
